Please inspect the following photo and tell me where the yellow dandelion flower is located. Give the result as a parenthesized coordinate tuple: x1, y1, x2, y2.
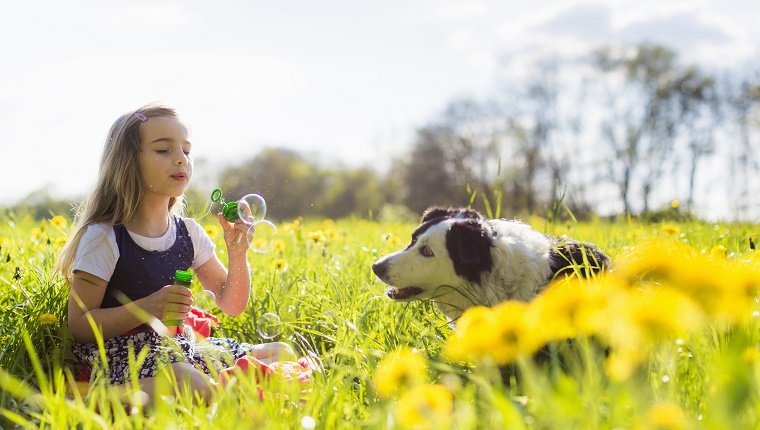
(252, 239, 268, 250)
(605, 350, 644, 382)
(39, 313, 58, 325)
(490, 301, 544, 363)
(742, 347, 760, 363)
(272, 239, 286, 253)
(382, 233, 402, 247)
(308, 230, 326, 244)
(709, 245, 727, 259)
(31, 228, 44, 240)
(204, 224, 221, 240)
(322, 219, 335, 228)
(671, 200, 680, 209)
(638, 402, 688, 430)
(395, 384, 453, 430)
(324, 228, 338, 240)
(282, 218, 302, 233)
(445, 302, 539, 365)
(50, 215, 68, 229)
(661, 224, 680, 236)
(373, 347, 427, 398)
(53, 236, 68, 249)
(604, 288, 704, 356)
(444, 306, 498, 361)
(272, 258, 288, 271)
(531, 277, 616, 341)
(618, 240, 758, 324)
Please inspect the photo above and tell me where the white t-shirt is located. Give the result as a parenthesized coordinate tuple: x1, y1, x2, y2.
(73, 217, 216, 282)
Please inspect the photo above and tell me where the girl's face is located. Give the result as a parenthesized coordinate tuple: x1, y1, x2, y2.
(137, 115, 193, 199)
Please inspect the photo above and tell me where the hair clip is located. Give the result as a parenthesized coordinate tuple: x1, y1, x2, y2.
(134, 112, 148, 122)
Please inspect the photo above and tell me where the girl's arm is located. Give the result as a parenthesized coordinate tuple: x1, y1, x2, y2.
(68, 271, 194, 343)
(194, 214, 252, 316)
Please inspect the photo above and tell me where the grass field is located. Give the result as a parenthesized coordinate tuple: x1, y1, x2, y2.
(0, 211, 758, 429)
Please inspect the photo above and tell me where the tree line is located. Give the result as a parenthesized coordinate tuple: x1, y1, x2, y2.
(214, 43, 760, 222)
(7, 43, 759, 222)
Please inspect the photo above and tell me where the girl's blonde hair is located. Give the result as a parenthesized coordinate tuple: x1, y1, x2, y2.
(56, 103, 186, 282)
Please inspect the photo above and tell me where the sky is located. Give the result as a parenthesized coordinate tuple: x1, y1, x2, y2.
(1, 0, 758, 219)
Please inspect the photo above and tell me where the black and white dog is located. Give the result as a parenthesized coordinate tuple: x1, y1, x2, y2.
(372, 207, 610, 323)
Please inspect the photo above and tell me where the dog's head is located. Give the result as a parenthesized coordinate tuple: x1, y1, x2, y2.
(372, 207, 494, 301)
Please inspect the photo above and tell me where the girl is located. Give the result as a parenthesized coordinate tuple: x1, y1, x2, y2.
(56, 103, 294, 402)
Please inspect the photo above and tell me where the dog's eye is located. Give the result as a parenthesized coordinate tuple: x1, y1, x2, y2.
(419, 245, 434, 257)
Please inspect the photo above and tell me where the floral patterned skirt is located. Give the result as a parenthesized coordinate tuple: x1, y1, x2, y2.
(72, 326, 256, 385)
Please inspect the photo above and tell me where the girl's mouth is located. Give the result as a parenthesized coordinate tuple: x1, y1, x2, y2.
(171, 174, 187, 181)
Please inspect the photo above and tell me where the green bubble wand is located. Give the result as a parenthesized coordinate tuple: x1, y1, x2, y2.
(205, 188, 278, 253)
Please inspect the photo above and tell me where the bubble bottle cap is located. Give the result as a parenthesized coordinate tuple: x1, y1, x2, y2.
(174, 269, 193, 286)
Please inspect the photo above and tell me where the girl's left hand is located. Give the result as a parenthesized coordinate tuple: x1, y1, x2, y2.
(217, 212, 254, 255)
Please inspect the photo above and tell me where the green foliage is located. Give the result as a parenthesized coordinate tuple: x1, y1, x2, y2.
(0, 212, 759, 428)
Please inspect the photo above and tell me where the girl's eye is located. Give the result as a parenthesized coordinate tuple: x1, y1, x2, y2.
(183, 151, 191, 156)
(156, 149, 169, 154)
(420, 245, 434, 257)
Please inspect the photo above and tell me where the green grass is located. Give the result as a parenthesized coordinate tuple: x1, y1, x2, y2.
(0, 212, 758, 429)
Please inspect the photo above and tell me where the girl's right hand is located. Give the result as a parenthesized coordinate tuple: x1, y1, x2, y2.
(142, 284, 194, 322)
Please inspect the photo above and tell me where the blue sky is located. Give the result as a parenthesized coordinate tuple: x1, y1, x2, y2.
(1, 0, 758, 218)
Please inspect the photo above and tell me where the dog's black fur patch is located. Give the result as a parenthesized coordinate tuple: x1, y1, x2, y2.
(446, 220, 494, 283)
(406, 207, 483, 250)
(547, 239, 610, 280)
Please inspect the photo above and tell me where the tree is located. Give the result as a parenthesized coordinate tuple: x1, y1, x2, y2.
(505, 58, 560, 214)
(667, 66, 718, 212)
(401, 127, 463, 214)
(317, 167, 386, 219)
(593, 44, 682, 215)
(723, 72, 760, 219)
(219, 148, 325, 220)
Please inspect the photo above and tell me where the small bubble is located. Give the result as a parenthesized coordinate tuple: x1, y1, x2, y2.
(301, 416, 316, 430)
(257, 312, 282, 340)
(661, 374, 670, 383)
(237, 194, 267, 223)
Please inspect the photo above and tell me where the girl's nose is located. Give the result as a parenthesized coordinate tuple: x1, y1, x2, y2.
(176, 152, 190, 166)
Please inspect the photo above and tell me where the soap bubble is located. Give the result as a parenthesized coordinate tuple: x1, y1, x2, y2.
(257, 312, 282, 340)
(301, 416, 316, 430)
(237, 194, 267, 224)
(205, 189, 278, 253)
(236, 194, 278, 252)
(249, 219, 278, 253)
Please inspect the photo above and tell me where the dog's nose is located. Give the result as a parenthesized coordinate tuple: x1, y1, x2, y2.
(372, 261, 387, 279)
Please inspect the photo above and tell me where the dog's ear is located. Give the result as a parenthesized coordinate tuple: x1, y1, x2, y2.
(421, 207, 457, 223)
(446, 220, 494, 284)
(422, 206, 483, 223)
(547, 238, 610, 279)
